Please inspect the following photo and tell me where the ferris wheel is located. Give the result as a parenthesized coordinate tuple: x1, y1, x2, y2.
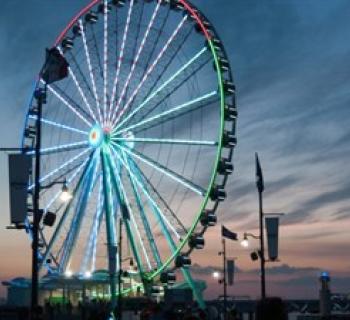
(22, 0, 236, 307)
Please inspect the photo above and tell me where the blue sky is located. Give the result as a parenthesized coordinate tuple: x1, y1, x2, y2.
(0, 0, 350, 299)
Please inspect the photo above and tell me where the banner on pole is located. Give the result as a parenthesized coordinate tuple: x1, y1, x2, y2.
(265, 216, 279, 261)
(8, 154, 32, 224)
(227, 259, 235, 286)
(222, 225, 238, 241)
(255, 153, 264, 193)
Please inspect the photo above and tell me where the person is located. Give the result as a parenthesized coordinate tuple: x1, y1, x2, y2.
(255, 297, 287, 320)
(67, 300, 73, 316)
(198, 309, 207, 320)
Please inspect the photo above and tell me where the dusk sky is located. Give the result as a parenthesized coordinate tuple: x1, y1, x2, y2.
(0, 0, 350, 300)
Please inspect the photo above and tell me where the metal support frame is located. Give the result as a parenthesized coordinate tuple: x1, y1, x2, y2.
(106, 151, 146, 281)
(129, 156, 205, 309)
(60, 158, 96, 272)
(118, 218, 123, 320)
(101, 149, 118, 315)
(127, 158, 162, 268)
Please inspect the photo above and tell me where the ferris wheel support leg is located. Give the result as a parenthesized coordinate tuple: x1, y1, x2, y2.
(101, 149, 118, 314)
(106, 151, 152, 296)
(129, 160, 205, 308)
(60, 159, 97, 273)
(181, 268, 206, 309)
(125, 158, 163, 268)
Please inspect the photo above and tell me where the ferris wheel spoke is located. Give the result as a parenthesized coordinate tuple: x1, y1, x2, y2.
(79, 19, 102, 123)
(90, 24, 104, 80)
(116, 149, 181, 265)
(113, 143, 205, 197)
(115, 47, 208, 131)
(28, 115, 88, 136)
(125, 155, 188, 236)
(113, 91, 217, 136)
(110, 146, 181, 241)
(27, 141, 89, 156)
(46, 83, 92, 127)
(28, 148, 92, 191)
(122, 52, 211, 131)
(117, 21, 194, 131)
(133, 96, 217, 136)
(107, 150, 153, 271)
(113, 1, 162, 119)
(65, 50, 98, 113)
(60, 155, 99, 273)
(121, 155, 163, 268)
(49, 82, 96, 124)
(113, 137, 217, 147)
(130, 6, 170, 107)
(108, 0, 135, 123)
(87, 176, 104, 273)
(57, 47, 98, 123)
(44, 158, 90, 213)
(110, 15, 188, 127)
(103, 0, 109, 123)
(100, 148, 119, 306)
(39, 153, 95, 271)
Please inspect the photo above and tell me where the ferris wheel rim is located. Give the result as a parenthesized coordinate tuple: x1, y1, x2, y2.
(22, 0, 236, 284)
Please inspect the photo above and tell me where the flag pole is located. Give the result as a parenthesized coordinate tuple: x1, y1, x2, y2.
(220, 225, 238, 319)
(259, 188, 266, 300)
(256, 153, 266, 301)
(222, 237, 228, 320)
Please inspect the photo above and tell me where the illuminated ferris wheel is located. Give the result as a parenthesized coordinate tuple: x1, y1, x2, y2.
(22, 0, 236, 307)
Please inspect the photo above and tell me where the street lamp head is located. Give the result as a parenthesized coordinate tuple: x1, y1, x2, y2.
(60, 181, 72, 202)
(240, 234, 249, 248)
(65, 270, 73, 278)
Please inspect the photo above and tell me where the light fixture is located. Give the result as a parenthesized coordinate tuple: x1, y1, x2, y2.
(60, 181, 72, 202)
(241, 234, 249, 248)
(65, 270, 73, 278)
(212, 271, 220, 279)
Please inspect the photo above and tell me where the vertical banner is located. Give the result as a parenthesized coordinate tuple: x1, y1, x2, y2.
(8, 154, 32, 224)
(265, 216, 279, 261)
(227, 259, 235, 286)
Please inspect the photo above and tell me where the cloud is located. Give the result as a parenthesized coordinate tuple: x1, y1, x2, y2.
(245, 264, 320, 276)
(190, 263, 242, 276)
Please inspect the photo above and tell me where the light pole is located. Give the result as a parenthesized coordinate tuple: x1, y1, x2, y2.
(255, 152, 266, 301)
(31, 48, 69, 320)
(31, 86, 45, 320)
(218, 239, 228, 320)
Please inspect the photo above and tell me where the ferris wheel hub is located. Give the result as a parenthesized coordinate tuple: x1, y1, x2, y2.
(88, 125, 104, 148)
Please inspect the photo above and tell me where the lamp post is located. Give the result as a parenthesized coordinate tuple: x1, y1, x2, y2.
(31, 48, 69, 320)
(255, 153, 266, 301)
(258, 186, 266, 301)
(31, 86, 45, 320)
(218, 239, 228, 320)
